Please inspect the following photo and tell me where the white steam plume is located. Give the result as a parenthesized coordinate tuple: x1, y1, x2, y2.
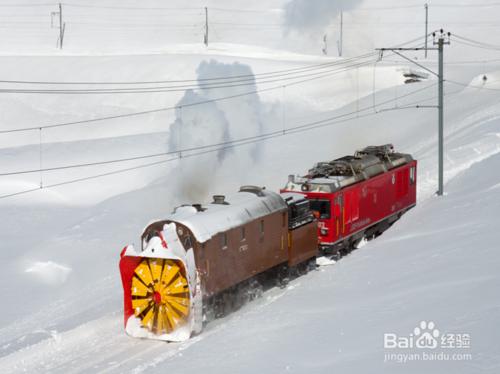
(168, 60, 273, 202)
(284, 0, 363, 33)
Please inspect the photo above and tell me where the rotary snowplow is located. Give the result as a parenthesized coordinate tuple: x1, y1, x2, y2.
(119, 223, 202, 341)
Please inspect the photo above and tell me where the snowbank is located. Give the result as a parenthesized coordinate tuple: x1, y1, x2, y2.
(25, 261, 72, 286)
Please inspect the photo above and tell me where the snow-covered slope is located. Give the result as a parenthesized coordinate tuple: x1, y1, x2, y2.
(1, 142, 499, 373)
(1, 0, 500, 373)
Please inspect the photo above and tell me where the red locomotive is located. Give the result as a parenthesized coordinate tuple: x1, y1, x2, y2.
(119, 144, 416, 341)
(282, 144, 417, 256)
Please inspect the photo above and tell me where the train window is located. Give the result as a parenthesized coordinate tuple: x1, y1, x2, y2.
(183, 235, 192, 249)
(410, 166, 416, 185)
(287, 199, 314, 229)
(241, 227, 246, 241)
(309, 199, 331, 219)
(221, 233, 227, 249)
(260, 220, 264, 235)
(351, 191, 360, 221)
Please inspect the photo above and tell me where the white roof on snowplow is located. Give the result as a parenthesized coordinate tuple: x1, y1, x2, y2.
(167, 188, 287, 243)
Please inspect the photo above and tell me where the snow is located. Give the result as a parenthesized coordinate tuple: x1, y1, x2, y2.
(0, 0, 500, 372)
(169, 190, 287, 243)
(315, 256, 336, 266)
(280, 191, 308, 204)
(25, 261, 72, 285)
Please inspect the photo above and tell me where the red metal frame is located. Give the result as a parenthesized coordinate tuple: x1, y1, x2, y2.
(119, 248, 142, 327)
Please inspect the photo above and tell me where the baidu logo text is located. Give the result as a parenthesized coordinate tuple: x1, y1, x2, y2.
(383, 321, 472, 363)
(384, 320, 471, 350)
(385, 321, 440, 349)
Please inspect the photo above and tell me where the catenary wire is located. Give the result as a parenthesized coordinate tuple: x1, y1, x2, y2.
(0, 37, 429, 133)
(0, 58, 379, 133)
(0, 82, 437, 177)
(0, 34, 427, 86)
(0, 52, 378, 85)
(0, 59, 378, 94)
(0, 83, 443, 200)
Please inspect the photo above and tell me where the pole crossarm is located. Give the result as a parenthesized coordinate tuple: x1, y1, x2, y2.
(376, 29, 450, 196)
(388, 50, 438, 77)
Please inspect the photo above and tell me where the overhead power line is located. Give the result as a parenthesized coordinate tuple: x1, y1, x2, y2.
(61, 3, 201, 11)
(355, 1, 500, 8)
(348, 5, 422, 11)
(210, 7, 283, 13)
(0, 58, 379, 134)
(0, 35, 431, 200)
(381, 57, 500, 65)
(432, 2, 500, 7)
(453, 39, 500, 51)
(69, 21, 201, 28)
(452, 34, 500, 51)
(0, 36, 428, 134)
(0, 36, 427, 93)
(0, 36, 424, 87)
(0, 52, 376, 85)
(0, 82, 436, 177)
(0, 82, 442, 200)
(0, 60, 376, 94)
(0, 3, 54, 7)
(446, 79, 500, 91)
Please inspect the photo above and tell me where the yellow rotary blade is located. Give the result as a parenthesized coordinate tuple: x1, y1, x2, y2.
(130, 258, 190, 335)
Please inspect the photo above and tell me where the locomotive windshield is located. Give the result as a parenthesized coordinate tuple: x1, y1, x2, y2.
(309, 199, 331, 219)
(288, 199, 314, 229)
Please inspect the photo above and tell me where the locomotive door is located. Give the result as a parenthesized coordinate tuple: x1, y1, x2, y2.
(334, 193, 344, 240)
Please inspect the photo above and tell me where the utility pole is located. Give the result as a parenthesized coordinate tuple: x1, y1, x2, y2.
(203, 7, 208, 46)
(434, 30, 450, 196)
(337, 11, 343, 57)
(322, 34, 328, 55)
(376, 29, 451, 196)
(58, 3, 64, 49)
(51, 3, 65, 49)
(424, 4, 429, 58)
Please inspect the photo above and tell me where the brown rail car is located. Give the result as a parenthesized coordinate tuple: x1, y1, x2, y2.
(119, 186, 317, 340)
